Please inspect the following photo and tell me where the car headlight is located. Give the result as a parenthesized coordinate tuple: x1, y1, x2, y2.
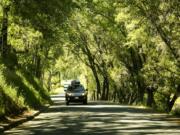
(82, 93, 85, 96)
(67, 93, 72, 96)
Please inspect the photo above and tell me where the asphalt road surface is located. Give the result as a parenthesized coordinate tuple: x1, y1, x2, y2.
(3, 94, 180, 135)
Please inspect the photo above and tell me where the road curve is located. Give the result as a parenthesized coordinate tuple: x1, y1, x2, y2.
(3, 94, 180, 135)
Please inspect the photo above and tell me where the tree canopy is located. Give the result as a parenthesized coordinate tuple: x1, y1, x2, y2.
(0, 0, 179, 113)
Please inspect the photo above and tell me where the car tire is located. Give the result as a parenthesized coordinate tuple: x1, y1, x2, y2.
(66, 101, 69, 105)
(83, 99, 87, 105)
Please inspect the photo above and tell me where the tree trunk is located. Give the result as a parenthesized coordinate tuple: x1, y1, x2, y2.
(168, 94, 178, 112)
(58, 72, 61, 86)
(35, 55, 41, 78)
(167, 84, 180, 112)
(112, 86, 117, 102)
(101, 75, 109, 100)
(91, 90, 96, 101)
(105, 76, 109, 100)
(81, 39, 101, 100)
(146, 86, 155, 107)
(90, 65, 101, 100)
(136, 77, 145, 103)
(47, 70, 52, 91)
(1, 6, 9, 57)
(101, 77, 106, 100)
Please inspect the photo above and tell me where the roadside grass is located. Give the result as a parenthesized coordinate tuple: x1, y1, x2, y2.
(175, 97, 180, 105)
(171, 97, 180, 116)
(0, 64, 51, 118)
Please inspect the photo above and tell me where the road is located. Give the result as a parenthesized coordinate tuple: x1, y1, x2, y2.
(3, 94, 180, 135)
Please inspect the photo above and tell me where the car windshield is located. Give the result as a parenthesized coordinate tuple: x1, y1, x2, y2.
(70, 85, 85, 92)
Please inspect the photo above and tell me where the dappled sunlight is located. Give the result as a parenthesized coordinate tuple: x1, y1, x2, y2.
(4, 95, 180, 135)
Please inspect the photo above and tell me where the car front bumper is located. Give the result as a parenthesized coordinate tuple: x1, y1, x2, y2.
(66, 96, 87, 102)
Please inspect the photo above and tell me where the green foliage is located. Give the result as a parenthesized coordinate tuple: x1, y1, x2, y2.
(0, 63, 51, 117)
(56, 0, 180, 112)
(0, 0, 179, 115)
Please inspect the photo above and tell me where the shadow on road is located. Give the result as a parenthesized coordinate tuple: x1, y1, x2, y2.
(4, 95, 180, 135)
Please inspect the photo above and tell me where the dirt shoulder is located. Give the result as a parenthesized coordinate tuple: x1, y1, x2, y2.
(0, 105, 49, 133)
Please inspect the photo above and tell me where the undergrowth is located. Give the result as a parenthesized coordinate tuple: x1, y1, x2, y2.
(0, 64, 51, 118)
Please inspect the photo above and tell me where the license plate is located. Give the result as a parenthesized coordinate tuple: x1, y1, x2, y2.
(75, 97, 79, 99)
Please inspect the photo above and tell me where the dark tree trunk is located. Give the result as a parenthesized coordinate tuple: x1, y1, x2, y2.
(146, 86, 155, 107)
(101, 77, 106, 100)
(112, 85, 117, 102)
(71, 31, 102, 100)
(47, 70, 52, 91)
(81, 39, 101, 100)
(168, 94, 178, 112)
(35, 55, 41, 78)
(117, 87, 126, 103)
(137, 77, 145, 103)
(1, 6, 9, 57)
(91, 90, 96, 101)
(101, 75, 109, 100)
(167, 84, 180, 112)
(58, 72, 61, 85)
(129, 93, 138, 104)
(90, 65, 101, 100)
(117, 89, 124, 103)
(129, 47, 145, 103)
(105, 76, 109, 100)
(33, 44, 41, 79)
